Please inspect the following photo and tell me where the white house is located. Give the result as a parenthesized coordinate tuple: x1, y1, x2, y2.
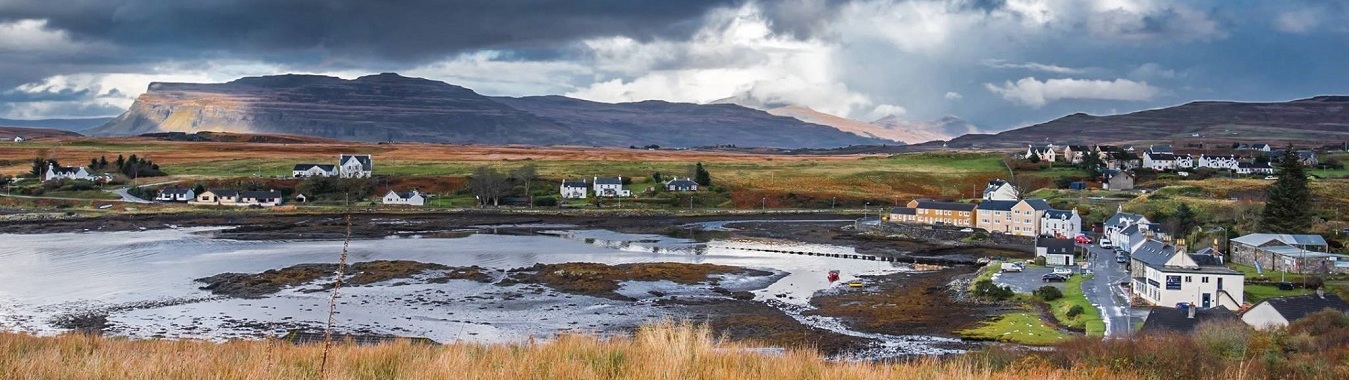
(1062, 145, 1090, 164)
(12, 136, 23, 143)
(382, 189, 426, 206)
(1129, 239, 1245, 310)
(1104, 209, 1151, 247)
(982, 179, 1019, 201)
(593, 177, 630, 197)
(293, 164, 338, 177)
(1025, 144, 1058, 162)
(239, 190, 284, 206)
(1252, 143, 1272, 152)
(338, 154, 373, 178)
(1036, 238, 1077, 266)
(1197, 155, 1239, 170)
(44, 163, 93, 181)
(1041, 208, 1082, 239)
(1175, 155, 1195, 169)
(664, 178, 698, 192)
(1236, 162, 1275, 175)
(1143, 151, 1176, 171)
(154, 187, 195, 202)
(560, 180, 588, 199)
(1241, 292, 1349, 330)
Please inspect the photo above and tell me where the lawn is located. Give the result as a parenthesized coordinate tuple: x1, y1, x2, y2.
(1047, 274, 1106, 336)
(1244, 284, 1310, 304)
(41, 190, 121, 200)
(958, 310, 1073, 346)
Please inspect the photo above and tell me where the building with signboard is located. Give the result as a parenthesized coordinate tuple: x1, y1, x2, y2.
(1128, 238, 1245, 310)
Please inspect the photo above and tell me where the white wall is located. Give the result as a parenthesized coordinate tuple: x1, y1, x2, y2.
(1241, 302, 1290, 330)
(1139, 267, 1245, 309)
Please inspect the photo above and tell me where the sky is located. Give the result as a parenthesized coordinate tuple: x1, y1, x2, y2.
(0, 0, 1346, 132)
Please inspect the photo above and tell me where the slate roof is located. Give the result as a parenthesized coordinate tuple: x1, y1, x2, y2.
(1238, 162, 1272, 169)
(160, 187, 193, 196)
(1231, 234, 1329, 248)
(666, 179, 698, 187)
(1148, 145, 1174, 154)
(890, 207, 916, 215)
(1259, 294, 1349, 323)
(293, 163, 336, 171)
(976, 200, 1018, 211)
(593, 177, 623, 185)
(1097, 145, 1122, 152)
(1261, 246, 1348, 259)
(1139, 306, 1238, 334)
(1021, 198, 1052, 210)
(1043, 209, 1075, 220)
(913, 199, 977, 211)
(1253, 143, 1271, 150)
(1189, 253, 1223, 266)
(1036, 238, 1075, 255)
(1130, 239, 1178, 268)
(1146, 152, 1176, 161)
(1104, 212, 1147, 228)
(51, 166, 84, 175)
(340, 154, 373, 171)
(208, 189, 239, 198)
(1067, 145, 1089, 152)
(561, 180, 588, 188)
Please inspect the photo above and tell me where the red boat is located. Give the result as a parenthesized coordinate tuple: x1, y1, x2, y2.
(827, 270, 840, 282)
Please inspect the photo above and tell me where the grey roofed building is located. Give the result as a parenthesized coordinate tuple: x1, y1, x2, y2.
(594, 177, 623, 185)
(339, 154, 373, 171)
(561, 180, 588, 188)
(1036, 238, 1075, 255)
(1147, 152, 1176, 161)
(1139, 306, 1238, 334)
(1232, 233, 1329, 249)
(913, 199, 977, 211)
(1148, 145, 1174, 154)
(1257, 294, 1349, 322)
(1104, 211, 1148, 228)
(240, 190, 282, 200)
(890, 207, 916, 215)
(209, 189, 240, 198)
(976, 199, 1019, 211)
(160, 187, 193, 196)
(293, 163, 337, 171)
(1044, 209, 1075, 220)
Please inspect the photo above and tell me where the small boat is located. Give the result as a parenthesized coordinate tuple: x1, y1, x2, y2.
(847, 280, 864, 288)
(827, 270, 840, 282)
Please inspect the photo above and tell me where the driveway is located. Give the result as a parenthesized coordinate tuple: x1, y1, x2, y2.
(1080, 243, 1149, 336)
(107, 187, 152, 203)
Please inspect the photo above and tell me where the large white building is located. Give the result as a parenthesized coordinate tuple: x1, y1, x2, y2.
(1197, 155, 1239, 170)
(293, 164, 338, 177)
(982, 179, 1019, 201)
(560, 180, 588, 199)
(1129, 239, 1245, 310)
(44, 163, 93, 181)
(593, 177, 630, 197)
(1103, 209, 1151, 246)
(1040, 208, 1082, 239)
(338, 154, 373, 178)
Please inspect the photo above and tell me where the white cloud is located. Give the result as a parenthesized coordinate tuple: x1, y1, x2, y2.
(405, 51, 594, 96)
(566, 4, 881, 118)
(1086, 4, 1224, 41)
(944, 91, 963, 100)
(1273, 9, 1320, 34)
(865, 104, 907, 120)
(0, 19, 88, 54)
(981, 59, 1088, 74)
(1128, 62, 1177, 80)
(984, 76, 1160, 108)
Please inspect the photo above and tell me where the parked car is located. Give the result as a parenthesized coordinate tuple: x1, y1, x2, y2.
(1000, 263, 1023, 272)
(1052, 267, 1073, 276)
(1074, 235, 1093, 244)
(1042, 273, 1068, 282)
(960, 228, 974, 233)
(1116, 253, 1129, 263)
(1099, 238, 1113, 248)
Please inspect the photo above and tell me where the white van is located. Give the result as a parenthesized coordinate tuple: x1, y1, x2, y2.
(1000, 262, 1023, 272)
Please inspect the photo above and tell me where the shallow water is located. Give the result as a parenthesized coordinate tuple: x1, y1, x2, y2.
(0, 227, 956, 355)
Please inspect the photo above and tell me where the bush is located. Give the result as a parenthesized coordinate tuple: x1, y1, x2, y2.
(533, 196, 558, 207)
(1066, 305, 1084, 318)
(1032, 256, 1047, 266)
(972, 279, 1015, 301)
(1034, 286, 1063, 302)
(1193, 319, 1252, 360)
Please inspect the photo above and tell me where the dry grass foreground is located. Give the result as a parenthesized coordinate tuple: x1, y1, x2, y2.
(1, 322, 1136, 380)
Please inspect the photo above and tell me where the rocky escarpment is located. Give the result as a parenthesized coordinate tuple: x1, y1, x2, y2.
(89, 73, 883, 148)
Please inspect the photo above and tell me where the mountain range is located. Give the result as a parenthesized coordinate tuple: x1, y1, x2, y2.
(87, 73, 886, 148)
(932, 96, 1349, 149)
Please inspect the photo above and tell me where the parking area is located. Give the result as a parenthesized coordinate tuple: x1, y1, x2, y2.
(992, 266, 1071, 293)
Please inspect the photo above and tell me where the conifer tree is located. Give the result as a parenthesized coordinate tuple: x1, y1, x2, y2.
(1261, 146, 1313, 233)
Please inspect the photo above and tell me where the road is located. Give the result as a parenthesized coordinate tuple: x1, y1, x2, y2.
(1080, 243, 1149, 336)
(108, 187, 152, 203)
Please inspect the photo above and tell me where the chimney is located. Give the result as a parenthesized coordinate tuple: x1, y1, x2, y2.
(1187, 303, 1196, 319)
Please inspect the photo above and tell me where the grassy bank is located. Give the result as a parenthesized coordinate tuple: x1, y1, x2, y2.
(958, 310, 1073, 345)
(1047, 275, 1106, 336)
(1, 322, 1121, 380)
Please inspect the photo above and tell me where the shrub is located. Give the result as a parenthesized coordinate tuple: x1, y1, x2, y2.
(972, 279, 1015, 301)
(1066, 305, 1084, 318)
(1032, 256, 1047, 266)
(1192, 319, 1252, 360)
(1034, 286, 1063, 302)
(533, 196, 558, 207)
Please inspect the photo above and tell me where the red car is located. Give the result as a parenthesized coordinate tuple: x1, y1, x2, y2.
(1075, 235, 1093, 244)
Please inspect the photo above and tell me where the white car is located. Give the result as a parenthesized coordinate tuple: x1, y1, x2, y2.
(960, 228, 974, 232)
(1099, 238, 1113, 248)
(1052, 267, 1073, 276)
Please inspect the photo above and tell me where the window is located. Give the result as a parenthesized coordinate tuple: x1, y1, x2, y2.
(1185, 276, 1192, 283)
(1201, 277, 1209, 283)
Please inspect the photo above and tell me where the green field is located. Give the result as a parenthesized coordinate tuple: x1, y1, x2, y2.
(1047, 274, 1106, 336)
(958, 310, 1073, 346)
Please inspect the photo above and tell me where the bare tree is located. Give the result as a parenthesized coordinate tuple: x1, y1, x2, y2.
(511, 163, 538, 206)
(470, 166, 509, 207)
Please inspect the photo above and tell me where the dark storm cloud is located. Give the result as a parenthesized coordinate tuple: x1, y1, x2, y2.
(0, 0, 741, 64)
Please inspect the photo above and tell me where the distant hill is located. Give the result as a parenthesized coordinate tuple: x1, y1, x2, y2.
(708, 96, 976, 144)
(0, 117, 111, 131)
(0, 126, 83, 140)
(89, 73, 881, 149)
(938, 96, 1349, 148)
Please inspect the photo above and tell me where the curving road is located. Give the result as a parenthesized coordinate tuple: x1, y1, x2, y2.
(1080, 243, 1150, 336)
